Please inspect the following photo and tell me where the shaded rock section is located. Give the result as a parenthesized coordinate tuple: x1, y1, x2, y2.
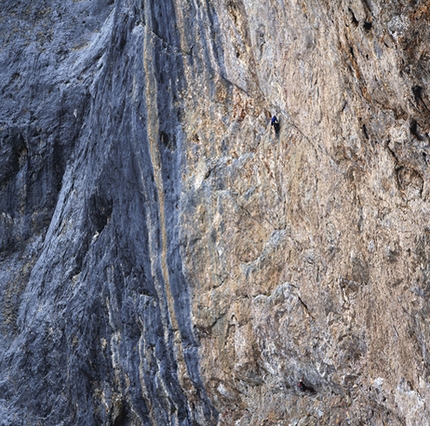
(0, 0, 216, 424)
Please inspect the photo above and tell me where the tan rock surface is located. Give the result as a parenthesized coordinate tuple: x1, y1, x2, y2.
(177, 0, 430, 424)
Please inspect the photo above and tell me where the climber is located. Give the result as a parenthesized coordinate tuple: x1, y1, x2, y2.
(297, 376, 315, 393)
(270, 115, 280, 135)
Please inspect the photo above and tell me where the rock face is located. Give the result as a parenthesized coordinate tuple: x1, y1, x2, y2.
(2, 0, 430, 424)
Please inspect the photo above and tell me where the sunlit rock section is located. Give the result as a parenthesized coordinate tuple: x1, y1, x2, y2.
(177, 0, 430, 424)
(2, 0, 430, 424)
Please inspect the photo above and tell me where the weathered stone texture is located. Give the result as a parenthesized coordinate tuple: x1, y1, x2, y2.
(179, 1, 430, 424)
(2, 0, 430, 425)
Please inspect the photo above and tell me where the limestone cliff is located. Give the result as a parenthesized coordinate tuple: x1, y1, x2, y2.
(1, 0, 430, 425)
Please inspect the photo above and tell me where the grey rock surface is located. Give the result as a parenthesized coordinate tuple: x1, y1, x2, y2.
(0, 0, 216, 424)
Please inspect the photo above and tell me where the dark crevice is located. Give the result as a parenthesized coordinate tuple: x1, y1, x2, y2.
(160, 131, 176, 152)
(112, 400, 126, 426)
(410, 119, 425, 141)
(297, 295, 315, 320)
(362, 124, 369, 140)
(349, 8, 359, 27)
(363, 21, 372, 31)
(88, 193, 113, 234)
(412, 85, 423, 104)
(0, 127, 27, 187)
(341, 101, 347, 112)
(412, 85, 430, 111)
(410, 119, 418, 137)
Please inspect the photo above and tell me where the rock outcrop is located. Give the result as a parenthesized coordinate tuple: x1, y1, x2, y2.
(2, 0, 430, 424)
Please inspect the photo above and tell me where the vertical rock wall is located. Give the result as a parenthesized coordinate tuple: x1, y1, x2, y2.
(178, 0, 430, 424)
(2, 0, 430, 425)
(0, 0, 216, 424)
